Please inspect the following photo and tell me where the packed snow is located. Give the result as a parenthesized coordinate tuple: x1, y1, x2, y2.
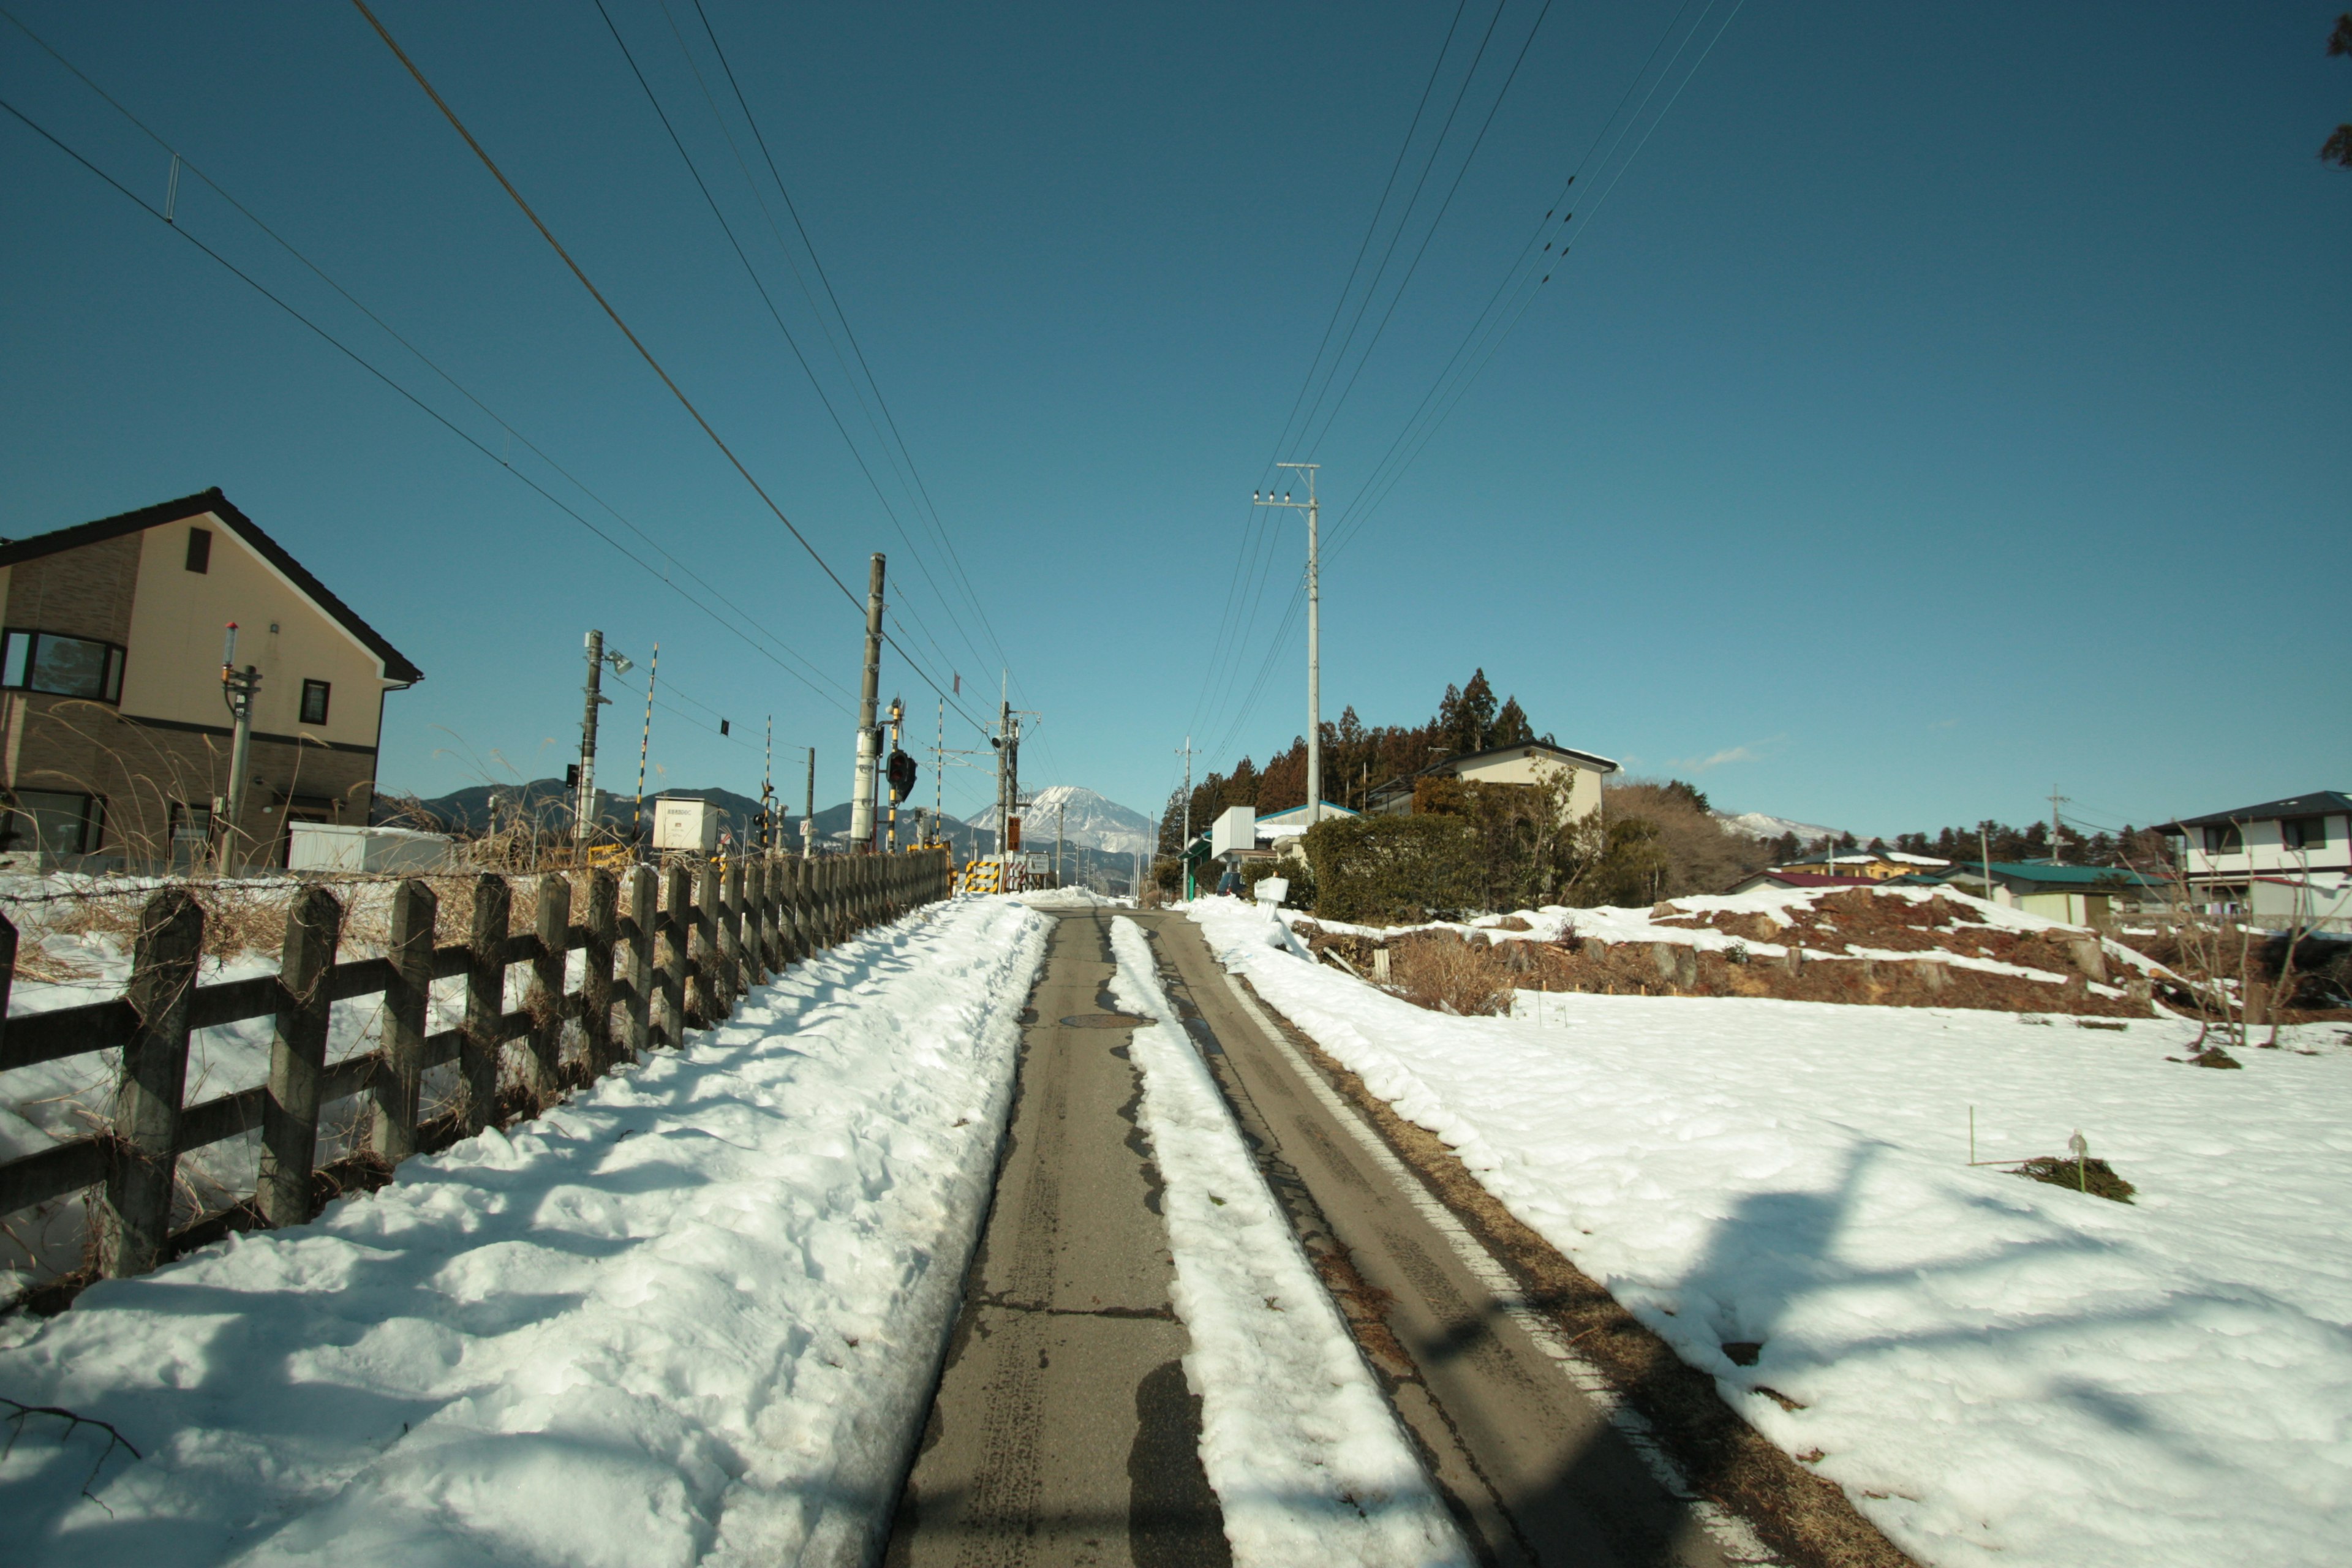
(1189, 895, 2352, 1568)
(1107, 917, 1468, 1568)
(0, 895, 1049, 1568)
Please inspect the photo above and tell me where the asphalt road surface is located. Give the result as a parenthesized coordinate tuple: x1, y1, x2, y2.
(888, 906, 1769, 1567)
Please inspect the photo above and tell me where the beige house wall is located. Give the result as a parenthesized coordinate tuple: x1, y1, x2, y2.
(1, 510, 401, 863)
(1455, 752, 1607, 821)
(124, 512, 390, 748)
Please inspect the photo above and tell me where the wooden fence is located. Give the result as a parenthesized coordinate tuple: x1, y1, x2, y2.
(0, 848, 954, 1286)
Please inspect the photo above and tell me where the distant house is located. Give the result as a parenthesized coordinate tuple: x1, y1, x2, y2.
(1723, 869, 1881, 895)
(2149, 792, 2351, 922)
(1930, 861, 2167, 928)
(1364, 740, 1618, 824)
(0, 489, 422, 867)
(1771, 848, 1949, 882)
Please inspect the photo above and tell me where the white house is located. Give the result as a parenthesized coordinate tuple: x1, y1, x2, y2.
(2152, 791, 2352, 922)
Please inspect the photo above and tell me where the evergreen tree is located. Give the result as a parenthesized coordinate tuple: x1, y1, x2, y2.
(1490, 696, 1536, 747)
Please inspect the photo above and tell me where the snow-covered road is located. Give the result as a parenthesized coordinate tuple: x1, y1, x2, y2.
(0, 896, 1049, 1568)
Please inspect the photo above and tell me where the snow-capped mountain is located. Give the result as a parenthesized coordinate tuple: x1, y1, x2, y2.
(1714, 809, 1850, 845)
(967, 785, 1153, 856)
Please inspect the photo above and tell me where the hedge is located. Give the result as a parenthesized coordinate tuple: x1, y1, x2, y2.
(1300, 813, 1481, 924)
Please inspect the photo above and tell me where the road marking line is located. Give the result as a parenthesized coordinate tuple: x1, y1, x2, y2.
(1210, 962, 1785, 1568)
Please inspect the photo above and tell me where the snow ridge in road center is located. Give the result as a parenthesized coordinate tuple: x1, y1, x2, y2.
(0, 895, 1051, 1568)
(1108, 916, 1468, 1568)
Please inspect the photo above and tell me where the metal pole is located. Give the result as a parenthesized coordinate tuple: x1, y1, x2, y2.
(761, 716, 774, 852)
(803, 746, 815, 857)
(633, 643, 658, 848)
(850, 553, 887, 851)
(576, 629, 607, 845)
(886, 697, 903, 855)
(220, 624, 260, 869)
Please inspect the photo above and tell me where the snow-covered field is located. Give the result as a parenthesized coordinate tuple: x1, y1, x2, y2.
(0, 895, 1049, 1568)
(1109, 918, 1466, 1568)
(1191, 896, 2352, 1568)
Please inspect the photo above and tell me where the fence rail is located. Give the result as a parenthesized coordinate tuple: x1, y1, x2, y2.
(0, 848, 955, 1283)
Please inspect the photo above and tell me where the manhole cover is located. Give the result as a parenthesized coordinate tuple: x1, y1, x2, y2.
(1058, 1013, 1148, 1028)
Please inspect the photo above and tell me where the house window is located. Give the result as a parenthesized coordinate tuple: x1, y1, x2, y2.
(1, 790, 105, 854)
(2283, 817, 2330, 851)
(0, 630, 126, 704)
(2203, 824, 2243, 854)
(169, 801, 213, 846)
(300, 679, 331, 726)
(185, 527, 211, 573)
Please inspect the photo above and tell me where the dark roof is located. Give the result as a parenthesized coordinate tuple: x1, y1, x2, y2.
(0, 489, 423, 684)
(1940, 861, 2167, 889)
(1726, 870, 1879, 890)
(2152, 791, 2351, 832)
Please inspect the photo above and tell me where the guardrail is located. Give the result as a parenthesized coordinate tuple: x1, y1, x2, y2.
(0, 848, 954, 1289)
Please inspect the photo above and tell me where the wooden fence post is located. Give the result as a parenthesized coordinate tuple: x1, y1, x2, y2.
(783, 858, 809, 962)
(689, 862, 721, 1026)
(526, 873, 570, 1104)
(257, 884, 342, 1229)
(98, 888, 203, 1278)
(718, 861, 745, 1006)
(459, 872, 511, 1136)
(658, 862, 690, 1045)
(624, 865, 655, 1058)
(582, 869, 619, 1080)
(744, 859, 771, 986)
(0, 908, 17, 1065)
(371, 878, 435, 1163)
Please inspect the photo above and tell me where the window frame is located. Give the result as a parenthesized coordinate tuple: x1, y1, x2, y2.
(1, 790, 106, 855)
(2282, 816, 2330, 851)
(299, 678, 331, 726)
(184, 527, 212, 574)
(0, 628, 127, 705)
(2202, 824, 2244, 855)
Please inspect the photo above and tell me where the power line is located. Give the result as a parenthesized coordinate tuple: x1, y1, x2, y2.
(591, 0, 979, 694)
(0, 4, 858, 709)
(685, 0, 1019, 693)
(0, 89, 864, 722)
(347, 0, 991, 739)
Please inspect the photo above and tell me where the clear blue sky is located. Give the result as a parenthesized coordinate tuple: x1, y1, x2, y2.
(3, 1, 2345, 839)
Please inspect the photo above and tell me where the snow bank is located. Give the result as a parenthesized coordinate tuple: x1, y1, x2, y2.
(0, 897, 1050, 1568)
(1190, 899, 2352, 1568)
(1016, 887, 1133, 910)
(1107, 917, 1466, 1568)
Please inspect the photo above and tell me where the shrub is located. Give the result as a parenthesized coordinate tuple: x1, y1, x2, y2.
(1302, 814, 1481, 924)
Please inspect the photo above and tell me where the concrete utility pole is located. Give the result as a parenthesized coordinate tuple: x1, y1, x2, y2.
(850, 552, 887, 852)
(885, 696, 905, 854)
(575, 631, 628, 845)
(2049, 786, 2069, 865)
(761, 716, 774, 852)
(802, 747, 816, 857)
(1055, 797, 1065, 888)
(1254, 462, 1321, 826)
(1175, 736, 1197, 899)
(219, 624, 260, 868)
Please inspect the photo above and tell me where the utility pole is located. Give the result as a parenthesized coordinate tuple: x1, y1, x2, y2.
(761, 716, 774, 852)
(1254, 462, 1321, 826)
(1176, 736, 1197, 899)
(803, 747, 815, 857)
(631, 642, 659, 848)
(1055, 797, 1066, 888)
(850, 553, 887, 852)
(2049, 786, 2069, 865)
(219, 624, 260, 869)
(575, 631, 630, 845)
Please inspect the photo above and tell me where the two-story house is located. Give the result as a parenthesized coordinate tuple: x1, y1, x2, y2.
(1362, 739, 1619, 824)
(0, 489, 423, 869)
(2152, 791, 2352, 924)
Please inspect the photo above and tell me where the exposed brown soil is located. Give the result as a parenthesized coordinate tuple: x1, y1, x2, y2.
(1248, 982, 1915, 1568)
(1294, 888, 2157, 1019)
